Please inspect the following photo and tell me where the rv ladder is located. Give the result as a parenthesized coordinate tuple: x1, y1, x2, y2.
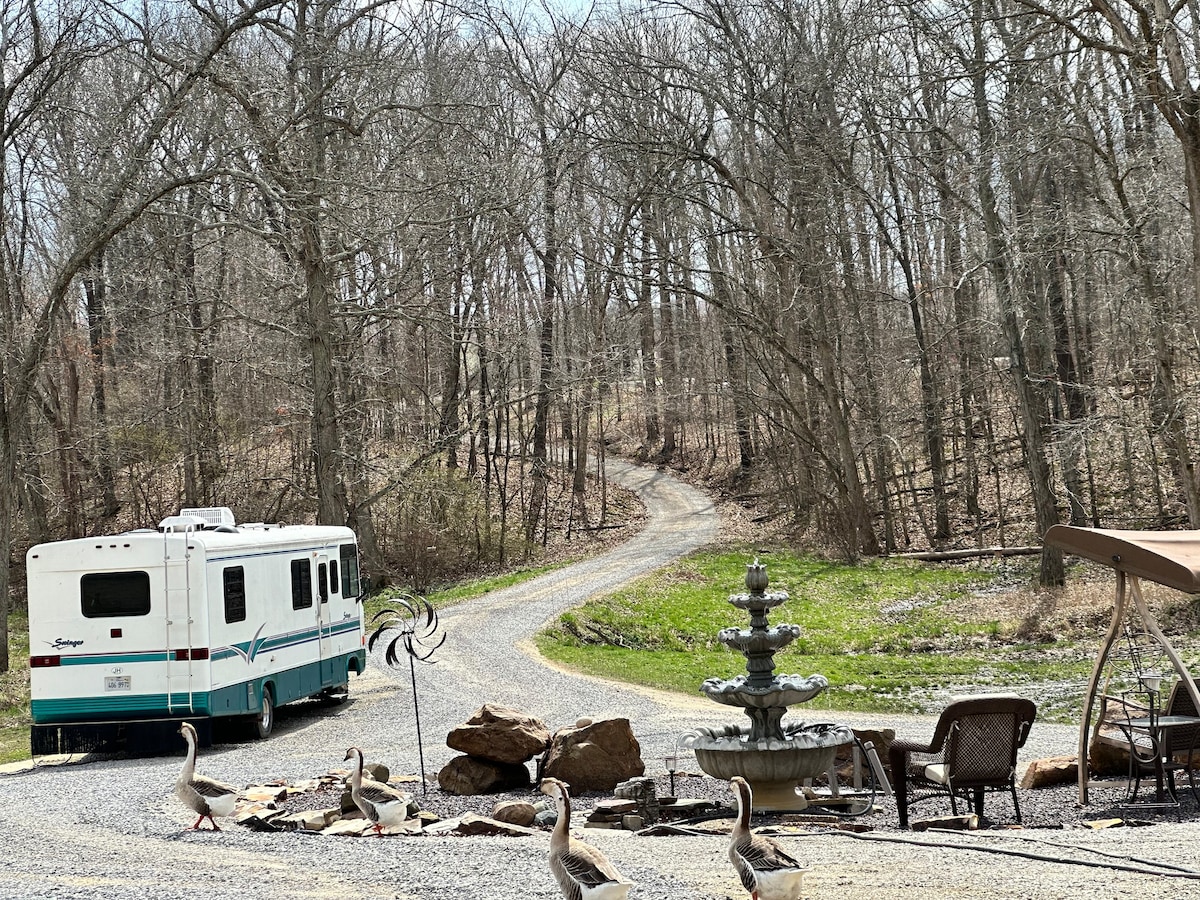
(162, 524, 197, 714)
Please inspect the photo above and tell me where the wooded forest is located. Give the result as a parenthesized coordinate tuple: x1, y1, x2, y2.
(4, 0, 1200, 672)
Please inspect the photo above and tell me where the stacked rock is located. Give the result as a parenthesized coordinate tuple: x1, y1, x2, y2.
(439, 706, 649, 797)
(584, 796, 642, 830)
(614, 775, 658, 823)
(439, 704, 551, 795)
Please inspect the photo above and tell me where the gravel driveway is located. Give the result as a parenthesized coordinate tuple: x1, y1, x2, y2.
(3, 460, 1200, 899)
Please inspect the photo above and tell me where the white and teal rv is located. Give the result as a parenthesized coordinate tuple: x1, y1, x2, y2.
(27, 507, 368, 754)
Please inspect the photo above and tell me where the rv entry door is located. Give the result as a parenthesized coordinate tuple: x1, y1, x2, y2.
(316, 552, 333, 684)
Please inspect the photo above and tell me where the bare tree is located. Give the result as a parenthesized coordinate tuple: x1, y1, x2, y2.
(0, 0, 282, 671)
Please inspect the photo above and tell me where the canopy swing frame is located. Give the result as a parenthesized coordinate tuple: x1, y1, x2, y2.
(1044, 525, 1200, 804)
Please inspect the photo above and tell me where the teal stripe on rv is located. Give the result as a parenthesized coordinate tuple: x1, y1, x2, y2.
(60, 651, 171, 666)
(257, 625, 320, 652)
(53, 620, 359, 667)
(321, 620, 361, 638)
(32, 692, 212, 722)
(32, 649, 365, 725)
(206, 544, 337, 563)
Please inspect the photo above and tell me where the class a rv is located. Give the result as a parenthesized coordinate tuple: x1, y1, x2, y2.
(27, 507, 368, 754)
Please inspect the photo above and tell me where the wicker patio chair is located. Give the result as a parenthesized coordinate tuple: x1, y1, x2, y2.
(889, 695, 1037, 828)
(1092, 679, 1199, 804)
(1159, 679, 1200, 803)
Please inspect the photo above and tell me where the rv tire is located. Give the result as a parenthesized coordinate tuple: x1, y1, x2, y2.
(253, 688, 275, 739)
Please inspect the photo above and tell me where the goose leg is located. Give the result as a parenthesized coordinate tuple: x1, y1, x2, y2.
(190, 815, 205, 830)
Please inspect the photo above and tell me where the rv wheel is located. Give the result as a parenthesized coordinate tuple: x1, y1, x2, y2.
(253, 688, 275, 739)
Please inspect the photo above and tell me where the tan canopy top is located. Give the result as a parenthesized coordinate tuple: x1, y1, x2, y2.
(1045, 524, 1200, 593)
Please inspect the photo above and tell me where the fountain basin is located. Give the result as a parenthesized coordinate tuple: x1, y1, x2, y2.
(717, 624, 801, 656)
(683, 722, 855, 810)
(700, 673, 828, 708)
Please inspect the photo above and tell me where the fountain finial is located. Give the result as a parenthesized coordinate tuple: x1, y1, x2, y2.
(745, 558, 769, 593)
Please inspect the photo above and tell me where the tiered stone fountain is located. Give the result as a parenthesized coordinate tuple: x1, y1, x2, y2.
(682, 560, 854, 810)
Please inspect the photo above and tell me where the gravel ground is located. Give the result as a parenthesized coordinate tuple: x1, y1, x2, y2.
(4, 459, 1200, 900)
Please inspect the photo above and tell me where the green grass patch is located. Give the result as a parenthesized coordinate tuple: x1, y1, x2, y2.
(538, 548, 1093, 724)
(551, 551, 988, 654)
(1, 610, 31, 765)
(364, 562, 568, 621)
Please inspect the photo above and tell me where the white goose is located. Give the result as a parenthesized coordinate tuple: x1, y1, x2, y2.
(539, 777, 632, 900)
(175, 722, 239, 831)
(344, 747, 413, 835)
(728, 776, 807, 900)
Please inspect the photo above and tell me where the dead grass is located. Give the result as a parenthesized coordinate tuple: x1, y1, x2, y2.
(952, 558, 1200, 654)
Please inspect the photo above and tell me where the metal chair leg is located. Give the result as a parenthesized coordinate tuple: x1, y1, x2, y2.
(1186, 748, 1199, 804)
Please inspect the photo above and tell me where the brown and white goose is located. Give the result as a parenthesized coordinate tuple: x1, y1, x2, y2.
(539, 777, 632, 900)
(344, 747, 413, 836)
(728, 776, 807, 900)
(175, 722, 239, 831)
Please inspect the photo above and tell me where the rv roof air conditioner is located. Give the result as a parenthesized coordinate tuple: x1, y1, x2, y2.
(158, 507, 238, 533)
(180, 507, 237, 527)
(158, 515, 206, 533)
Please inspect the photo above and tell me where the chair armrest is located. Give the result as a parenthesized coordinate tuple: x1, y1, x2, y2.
(888, 737, 942, 779)
(890, 737, 938, 757)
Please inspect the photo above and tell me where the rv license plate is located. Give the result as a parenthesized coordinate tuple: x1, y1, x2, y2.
(105, 675, 131, 692)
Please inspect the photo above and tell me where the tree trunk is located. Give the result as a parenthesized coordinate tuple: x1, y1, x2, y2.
(654, 228, 680, 462)
(439, 281, 464, 470)
(0, 236, 11, 672)
(81, 250, 119, 518)
(299, 0, 346, 527)
(1043, 176, 1089, 526)
(526, 144, 558, 545)
(303, 232, 348, 525)
(637, 228, 660, 448)
(699, 190, 753, 472)
(866, 113, 950, 544)
(181, 206, 220, 509)
(971, 2, 1062, 585)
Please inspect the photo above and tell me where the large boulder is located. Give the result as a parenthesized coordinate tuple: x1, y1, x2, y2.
(541, 718, 644, 792)
(1020, 755, 1078, 789)
(1088, 739, 1129, 777)
(438, 754, 531, 795)
(446, 704, 551, 765)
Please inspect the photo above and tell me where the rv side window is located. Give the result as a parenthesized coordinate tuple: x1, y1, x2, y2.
(329, 560, 340, 595)
(81, 571, 151, 618)
(318, 562, 328, 603)
(224, 566, 247, 623)
(339, 543, 360, 597)
(291, 558, 313, 609)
